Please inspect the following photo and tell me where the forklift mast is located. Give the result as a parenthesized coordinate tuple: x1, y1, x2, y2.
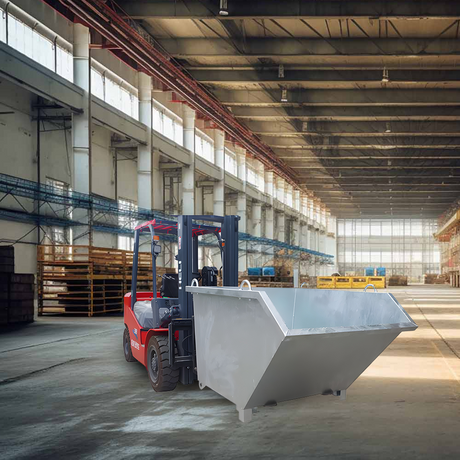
(177, 215, 240, 322)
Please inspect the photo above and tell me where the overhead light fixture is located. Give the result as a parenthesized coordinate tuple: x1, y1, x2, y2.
(281, 88, 288, 102)
(278, 64, 285, 79)
(382, 67, 389, 83)
(385, 122, 391, 133)
(219, 0, 229, 16)
(302, 121, 309, 132)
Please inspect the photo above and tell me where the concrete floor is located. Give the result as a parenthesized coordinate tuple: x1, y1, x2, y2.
(0, 285, 459, 460)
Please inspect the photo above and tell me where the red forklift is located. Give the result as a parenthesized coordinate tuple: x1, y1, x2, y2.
(123, 214, 239, 391)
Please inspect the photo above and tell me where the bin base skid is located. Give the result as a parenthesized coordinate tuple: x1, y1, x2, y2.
(333, 389, 347, 400)
(238, 408, 253, 423)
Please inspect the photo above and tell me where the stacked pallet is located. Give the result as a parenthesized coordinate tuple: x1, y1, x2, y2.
(388, 275, 408, 286)
(424, 274, 448, 285)
(38, 245, 176, 317)
(0, 247, 35, 326)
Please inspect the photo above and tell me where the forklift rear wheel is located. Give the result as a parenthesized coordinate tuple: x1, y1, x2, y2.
(123, 327, 136, 362)
(147, 335, 179, 392)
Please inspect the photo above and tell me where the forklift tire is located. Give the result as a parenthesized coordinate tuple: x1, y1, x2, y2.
(147, 335, 180, 392)
(123, 327, 136, 362)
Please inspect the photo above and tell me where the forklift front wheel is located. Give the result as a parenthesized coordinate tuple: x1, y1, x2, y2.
(123, 327, 136, 362)
(147, 336, 180, 392)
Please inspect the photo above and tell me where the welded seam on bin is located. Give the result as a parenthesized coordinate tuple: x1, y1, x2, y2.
(388, 293, 418, 325)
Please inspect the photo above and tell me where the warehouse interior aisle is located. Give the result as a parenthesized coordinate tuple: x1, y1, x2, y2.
(0, 285, 459, 459)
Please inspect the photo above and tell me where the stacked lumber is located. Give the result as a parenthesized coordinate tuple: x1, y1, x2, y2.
(0, 247, 35, 326)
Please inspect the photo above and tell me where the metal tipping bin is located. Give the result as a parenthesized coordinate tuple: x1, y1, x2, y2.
(186, 282, 417, 422)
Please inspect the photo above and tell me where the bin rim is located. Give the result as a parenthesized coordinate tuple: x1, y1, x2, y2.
(186, 286, 417, 336)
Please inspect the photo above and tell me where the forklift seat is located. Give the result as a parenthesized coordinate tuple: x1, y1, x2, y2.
(133, 301, 154, 329)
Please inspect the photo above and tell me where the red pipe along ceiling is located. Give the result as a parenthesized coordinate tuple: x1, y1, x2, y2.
(49, 0, 302, 189)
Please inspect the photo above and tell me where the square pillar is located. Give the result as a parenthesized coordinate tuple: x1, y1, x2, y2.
(182, 105, 196, 214)
(137, 72, 159, 210)
(275, 176, 285, 203)
(293, 218, 300, 247)
(72, 23, 90, 245)
(252, 201, 262, 238)
(264, 171, 274, 240)
(276, 212, 285, 243)
(213, 129, 225, 216)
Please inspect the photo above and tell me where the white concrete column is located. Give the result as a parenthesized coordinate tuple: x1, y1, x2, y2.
(213, 129, 225, 216)
(72, 23, 90, 245)
(300, 222, 309, 249)
(252, 201, 262, 237)
(235, 147, 247, 271)
(72, 23, 90, 195)
(277, 212, 285, 243)
(310, 229, 317, 251)
(137, 73, 153, 210)
(236, 147, 247, 187)
(293, 218, 300, 247)
(237, 192, 247, 272)
(275, 176, 285, 203)
(195, 186, 203, 215)
(294, 190, 301, 213)
(264, 171, 274, 240)
(182, 105, 196, 214)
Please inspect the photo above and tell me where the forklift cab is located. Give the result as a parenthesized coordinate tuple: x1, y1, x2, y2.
(124, 215, 239, 390)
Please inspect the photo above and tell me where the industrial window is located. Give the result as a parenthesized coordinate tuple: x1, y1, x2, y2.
(91, 68, 105, 100)
(247, 163, 260, 190)
(225, 147, 237, 176)
(118, 198, 138, 251)
(337, 218, 440, 282)
(152, 101, 183, 146)
(0, 5, 73, 82)
(195, 129, 214, 163)
(91, 63, 139, 120)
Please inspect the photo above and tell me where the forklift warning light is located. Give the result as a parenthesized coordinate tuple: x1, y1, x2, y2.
(153, 235, 160, 241)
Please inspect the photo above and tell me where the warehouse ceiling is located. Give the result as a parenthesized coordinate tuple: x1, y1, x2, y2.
(118, 0, 460, 219)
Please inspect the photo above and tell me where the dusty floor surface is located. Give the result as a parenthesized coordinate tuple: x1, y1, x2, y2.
(0, 285, 459, 459)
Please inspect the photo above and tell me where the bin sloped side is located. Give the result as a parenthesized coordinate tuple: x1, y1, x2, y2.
(245, 327, 402, 409)
(192, 288, 287, 413)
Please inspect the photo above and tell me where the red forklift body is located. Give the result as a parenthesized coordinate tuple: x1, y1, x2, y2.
(123, 215, 239, 390)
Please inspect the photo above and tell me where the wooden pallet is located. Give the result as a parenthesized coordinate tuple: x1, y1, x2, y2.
(37, 245, 176, 317)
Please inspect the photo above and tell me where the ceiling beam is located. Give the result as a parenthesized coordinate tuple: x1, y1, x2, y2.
(236, 115, 460, 122)
(292, 166, 460, 169)
(242, 120, 460, 132)
(274, 145, 460, 150)
(117, 1, 460, 19)
(256, 132, 460, 138)
(312, 190, 459, 195)
(214, 88, 460, 107)
(280, 156, 460, 160)
(191, 69, 460, 84)
(159, 38, 460, 57)
(230, 107, 460, 119)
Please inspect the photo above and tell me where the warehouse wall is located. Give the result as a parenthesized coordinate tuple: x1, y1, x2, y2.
(337, 218, 440, 282)
(0, 0, 337, 283)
